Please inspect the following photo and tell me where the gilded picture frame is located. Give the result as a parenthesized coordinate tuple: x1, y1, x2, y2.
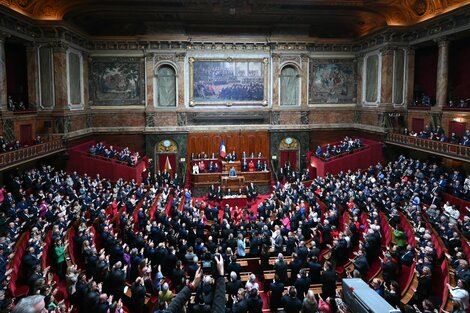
(189, 57, 269, 106)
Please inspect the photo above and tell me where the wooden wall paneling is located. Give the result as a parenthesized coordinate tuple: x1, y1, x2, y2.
(187, 131, 270, 160)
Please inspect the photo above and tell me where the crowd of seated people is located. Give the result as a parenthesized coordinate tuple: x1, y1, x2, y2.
(0, 135, 44, 153)
(410, 93, 434, 107)
(447, 99, 470, 109)
(89, 142, 140, 166)
(403, 126, 470, 146)
(315, 137, 363, 159)
(192, 160, 220, 174)
(190, 151, 264, 163)
(2, 152, 470, 313)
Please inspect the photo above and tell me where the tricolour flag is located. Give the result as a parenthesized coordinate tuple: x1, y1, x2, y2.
(219, 140, 226, 158)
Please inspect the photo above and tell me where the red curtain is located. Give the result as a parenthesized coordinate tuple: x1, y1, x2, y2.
(449, 38, 470, 101)
(280, 150, 298, 171)
(411, 118, 424, 133)
(414, 46, 438, 100)
(158, 153, 177, 174)
(448, 121, 466, 137)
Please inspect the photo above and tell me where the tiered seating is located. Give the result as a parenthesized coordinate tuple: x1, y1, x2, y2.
(8, 231, 31, 297)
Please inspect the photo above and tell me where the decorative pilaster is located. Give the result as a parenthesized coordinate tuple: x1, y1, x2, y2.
(82, 52, 90, 109)
(0, 34, 8, 111)
(300, 54, 309, 108)
(176, 53, 185, 108)
(26, 44, 39, 109)
(405, 48, 416, 106)
(355, 54, 364, 108)
(380, 46, 394, 108)
(271, 53, 281, 109)
(145, 53, 154, 107)
(52, 42, 68, 110)
(435, 38, 449, 109)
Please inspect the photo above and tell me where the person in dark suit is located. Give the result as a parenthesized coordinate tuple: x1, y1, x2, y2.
(269, 274, 285, 311)
(227, 271, 244, 305)
(246, 288, 263, 313)
(227, 255, 242, 279)
(187, 256, 199, 280)
(400, 245, 415, 266)
(131, 277, 146, 313)
(109, 262, 126, 301)
(352, 249, 369, 278)
(294, 269, 310, 300)
(321, 262, 337, 299)
(22, 246, 40, 280)
(274, 254, 288, 285)
(381, 254, 397, 286)
(84, 281, 100, 311)
(307, 256, 322, 284)
(232, 289, 248, 313)
(281, 286, 303, 313)
(414, 266, 432, 305)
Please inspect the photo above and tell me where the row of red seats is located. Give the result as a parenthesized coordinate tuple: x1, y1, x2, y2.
(8, 231, 31, 298)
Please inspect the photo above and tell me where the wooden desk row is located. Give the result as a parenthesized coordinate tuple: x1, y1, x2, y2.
(190, 171, 270, 188)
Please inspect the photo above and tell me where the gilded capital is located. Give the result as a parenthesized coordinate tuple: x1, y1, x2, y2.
(435, 37, 449, 48)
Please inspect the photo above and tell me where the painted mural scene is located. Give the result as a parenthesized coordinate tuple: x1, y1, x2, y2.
(309, 61, 357, 104)
(192, 60, 264, 102)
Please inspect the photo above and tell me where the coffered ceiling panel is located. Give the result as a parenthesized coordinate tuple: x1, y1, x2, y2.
(1, 0, 469, 38)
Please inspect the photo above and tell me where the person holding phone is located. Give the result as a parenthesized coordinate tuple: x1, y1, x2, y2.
(164, 254, 226, 313)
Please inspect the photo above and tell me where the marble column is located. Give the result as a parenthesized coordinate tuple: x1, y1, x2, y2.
(271, 53, 280, 109)
(145, 53, 154, 108)
(26, 44, 39, 108)
(83, 52, 90, 110)
(177, 53, 185, 108)
(435, 38, 449, 109)
(0, 35, 7, 111)
(300, 54, 309, 108)
(52, 42, 68, 110)
(380, 47, 394, 108)
(405, 48, 415, 106)
(356, 54, 364, 107)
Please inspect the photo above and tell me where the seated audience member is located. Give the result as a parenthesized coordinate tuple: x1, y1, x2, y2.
(192, 162, 200, 174)
(248, 160, 255, 172)
(315, 146, 322, 157)
(198, 160, 206, 173)
(33, 136, 42, 145)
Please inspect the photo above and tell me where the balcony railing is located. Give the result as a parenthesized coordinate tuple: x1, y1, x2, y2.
(0, 139, 66, 169)
(386, 133, 470, 161)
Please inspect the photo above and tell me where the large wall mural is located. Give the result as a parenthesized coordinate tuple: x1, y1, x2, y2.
(308, 59, 356, 104)
(189, 58, 268, 106)
(89, 57, 145, 106)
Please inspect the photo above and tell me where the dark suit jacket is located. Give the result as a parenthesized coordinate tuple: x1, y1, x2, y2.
(281, 295, 302, 313)
(321, 270, 337, 298)
(274, 261, 288, 284)
(269, 281, 285, 310)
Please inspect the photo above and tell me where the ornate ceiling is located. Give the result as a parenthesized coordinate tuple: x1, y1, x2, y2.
(1, 0, 470, 38)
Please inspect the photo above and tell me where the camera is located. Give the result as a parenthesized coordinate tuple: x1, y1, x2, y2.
(202, 260, 213, 274)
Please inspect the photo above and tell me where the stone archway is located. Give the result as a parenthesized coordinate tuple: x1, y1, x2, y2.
(155, 139, 178, 175)
(278, 137, 300, 171)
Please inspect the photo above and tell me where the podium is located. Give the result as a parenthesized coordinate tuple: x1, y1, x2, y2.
(221, 175, 245, 191)
(222, 161, 241, 173)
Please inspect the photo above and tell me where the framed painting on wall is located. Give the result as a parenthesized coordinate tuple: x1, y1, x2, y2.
(89, 57, 145, 106)
(309, 59, 356, 104)
(189, 58, 269, 106)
